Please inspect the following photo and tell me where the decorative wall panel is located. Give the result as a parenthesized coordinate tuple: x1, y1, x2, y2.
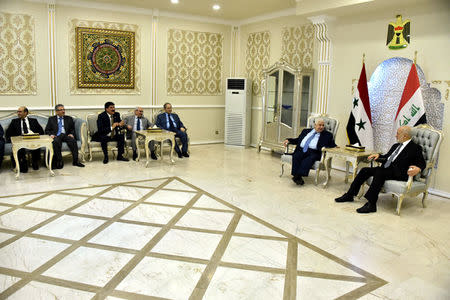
(281, 25, 314, 69)
(167, 29, 223, 95)
(70, 19, 140, 94)
(76, 27, 135, 89)
(0, 12, 36, 95)
(246, 31, 270, 96)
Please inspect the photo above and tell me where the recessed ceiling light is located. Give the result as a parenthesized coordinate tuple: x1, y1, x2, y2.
(171, 0, 179, 4)
(212, 4, 220, 10)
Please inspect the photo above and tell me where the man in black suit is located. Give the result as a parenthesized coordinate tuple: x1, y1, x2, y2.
(5, 106, 44, 172)
(0, 124, 5, 170)
(92, 101, 129, 164)
(155, 103, 189, 158)
(335, 126, 425, 213)
(45, 104, 84, 169)
(283, 118, 337, 185)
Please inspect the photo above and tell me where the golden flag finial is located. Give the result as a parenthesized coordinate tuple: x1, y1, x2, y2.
(414, 51, 417, 64)
(362, 53, 365, 64)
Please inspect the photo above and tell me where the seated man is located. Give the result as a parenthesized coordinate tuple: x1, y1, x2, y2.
(92, 101, 129, 164)
(124, 107, 157, 161)
(283, 118, 336, 185)
(155, 102, 189, 158)
(0, 124, 4, 170)
(6, 106, 44, 172)
(45, 104, 84, 169)
(335, 126, 425, 213)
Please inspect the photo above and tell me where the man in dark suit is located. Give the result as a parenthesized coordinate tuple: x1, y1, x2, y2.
(45, 104, 84, 169)
(155, 102, 189, 158)
(335, 126, 425, 213)
(92, 101, 129, 164)
(283, 118, 337, 185)
(5, 106, 44, 172)
(0, 124, 5, 170)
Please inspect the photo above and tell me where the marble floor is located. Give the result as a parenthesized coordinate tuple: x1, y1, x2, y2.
(0, 144, 449, 299)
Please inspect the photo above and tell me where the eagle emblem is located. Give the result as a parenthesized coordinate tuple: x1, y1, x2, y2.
(386, 15, 410, 49)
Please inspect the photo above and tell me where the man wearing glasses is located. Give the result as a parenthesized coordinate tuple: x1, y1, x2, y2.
(6, 106, 44, 172)
(124, 107, 157, 161)
(45, 104, 85, 169)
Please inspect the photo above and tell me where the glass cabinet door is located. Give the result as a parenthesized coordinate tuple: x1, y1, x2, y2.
(281, 70, 295, 128)
(266, 70, 279, 124)
(299, 75, 311, 127)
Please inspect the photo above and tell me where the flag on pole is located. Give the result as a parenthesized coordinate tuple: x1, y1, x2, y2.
(346, 63, 374, 149)
(393, 63, 426, 136)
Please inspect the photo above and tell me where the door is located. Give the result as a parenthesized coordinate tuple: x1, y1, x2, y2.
(264, 70, 279, 143)
(279, 70, 296, 142)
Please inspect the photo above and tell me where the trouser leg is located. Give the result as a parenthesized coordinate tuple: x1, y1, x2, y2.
(347, 167, 378, 197)
(115, 134, 125, 157)
(175, 130, 188, 153)
(63, 134, 79, 163)
(52, 135, 63, 164)
(0, 140, 4, 168)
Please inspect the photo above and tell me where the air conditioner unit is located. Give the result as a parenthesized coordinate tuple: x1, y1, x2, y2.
(225, 78, 252, 147)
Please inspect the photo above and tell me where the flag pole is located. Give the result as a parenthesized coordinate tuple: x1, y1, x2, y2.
(414, 50, 417, 64)
(362, 53, 365, 64)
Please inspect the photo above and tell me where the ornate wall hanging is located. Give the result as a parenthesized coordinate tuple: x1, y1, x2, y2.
(246, 31, 270, 96)
(281, 25, 314, 69)
(0, 12, 36, 95)
(166, 29, 223, 95)
(69, 19, 140, 95)
(386, 15, 410, 49)
(76, 27, 135, 89)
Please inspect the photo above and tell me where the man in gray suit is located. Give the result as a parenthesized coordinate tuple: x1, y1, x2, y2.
(124, 107, 157, 161)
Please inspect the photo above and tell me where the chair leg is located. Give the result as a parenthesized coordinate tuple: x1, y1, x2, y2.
(280, 164, 284, 177)
(314, 168, 320, 185)
(421, 191, 428, 208)
(396, 194, 405, 216)
(89, 147, 93, 161)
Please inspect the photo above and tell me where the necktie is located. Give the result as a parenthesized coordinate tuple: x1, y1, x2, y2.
(168, 114, 176, 130)
(57, 117, 63, 136)
(136, 117, 141, 131)
(22, 119, 28, 134)
(110, 115, 115, 138)
(302, 132, 316, 153)
(384, 144, 402, 168)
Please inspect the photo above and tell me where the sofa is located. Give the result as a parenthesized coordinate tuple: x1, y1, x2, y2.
(0, 112, 87, 164)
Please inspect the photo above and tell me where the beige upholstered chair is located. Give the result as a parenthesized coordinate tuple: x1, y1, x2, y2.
(359, 124, 443, 215)
(85, 113, 119, 161)
(280, 115, 339, 185)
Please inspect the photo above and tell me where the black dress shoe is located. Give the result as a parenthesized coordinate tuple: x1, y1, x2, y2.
(294, 177, 304, 185)
(132, 151, 138, 161)
(356, 202, 377, 213)
(335, 193, 354, 203)
(151, 151, 157, 160)
(177, 152, 183, 158)
(103, 157, 109, 164)
(182, 152, 189, 158)
(117, 156, 129, 162)
(73, 162, 85, 167)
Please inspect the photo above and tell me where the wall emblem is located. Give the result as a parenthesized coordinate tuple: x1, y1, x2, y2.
(386, 15, 410, 49)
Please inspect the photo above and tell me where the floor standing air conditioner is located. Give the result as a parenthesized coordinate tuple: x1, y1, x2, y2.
(225, 78, 252, 147)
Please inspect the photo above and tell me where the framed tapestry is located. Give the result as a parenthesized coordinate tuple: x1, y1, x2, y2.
(76, 27, 135, 89)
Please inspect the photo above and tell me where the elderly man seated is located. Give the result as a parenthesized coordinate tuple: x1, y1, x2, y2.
(283, 118, 336, 185)
(124, 107, 157, 161)
(335, 125, 425, 213)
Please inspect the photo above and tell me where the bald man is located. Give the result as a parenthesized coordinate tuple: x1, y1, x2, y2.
(335, 126, 425, 213)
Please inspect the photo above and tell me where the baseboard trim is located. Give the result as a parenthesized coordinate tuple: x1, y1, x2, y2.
(190, 140, 224, 145)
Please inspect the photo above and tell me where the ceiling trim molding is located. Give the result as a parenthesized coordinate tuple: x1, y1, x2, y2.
(158, 10, 235, 26)
(237, 8, 297, 26)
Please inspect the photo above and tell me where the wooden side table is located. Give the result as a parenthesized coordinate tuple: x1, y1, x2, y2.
(322, 147, 374, 187)
(134, 130, 176, 167)
(11, 136, 55, 179)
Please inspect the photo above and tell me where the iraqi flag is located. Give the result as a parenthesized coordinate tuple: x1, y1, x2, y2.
(393, 63, 426, 137)
(346, 63, 374, 149)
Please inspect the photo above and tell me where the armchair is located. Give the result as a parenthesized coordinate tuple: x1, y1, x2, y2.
(85, 113, 119, 161)
(359, 124, 443, 215)
(280, 115, 339, 185)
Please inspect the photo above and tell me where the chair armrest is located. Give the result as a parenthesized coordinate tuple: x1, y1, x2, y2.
(284, 143, 294, 154)
(405, 175, 414, 192)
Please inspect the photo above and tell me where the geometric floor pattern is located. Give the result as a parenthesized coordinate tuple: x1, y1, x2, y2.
(0, 177, 387, 299)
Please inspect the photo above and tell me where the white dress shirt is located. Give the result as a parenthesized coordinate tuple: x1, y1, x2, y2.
(20, 117, 34, 134)
(299, 129, 320, 150)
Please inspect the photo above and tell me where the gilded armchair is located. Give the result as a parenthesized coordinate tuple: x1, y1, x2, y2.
(280, 115, 339, 185)
(359, 124, 443, 215)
